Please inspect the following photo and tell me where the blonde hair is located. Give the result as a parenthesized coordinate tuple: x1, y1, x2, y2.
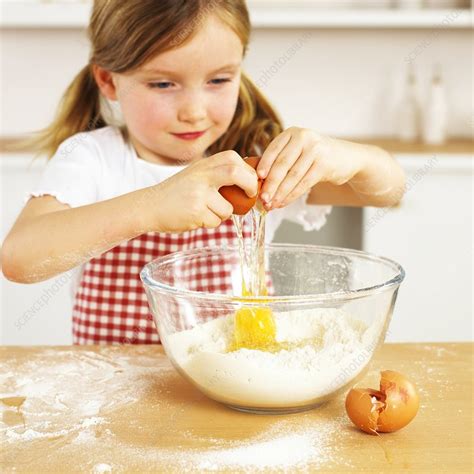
(21, 0, 283, 159)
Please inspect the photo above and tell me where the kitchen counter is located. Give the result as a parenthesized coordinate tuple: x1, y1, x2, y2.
(1, 136, 473, 156)
(347, 137, 473, 155)
(1, 343, 472, 473)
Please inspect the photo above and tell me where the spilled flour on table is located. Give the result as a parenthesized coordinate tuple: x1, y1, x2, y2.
(176, 414, 352, 472)
(68, 411, 352, 473)
(1, 348, 171, 443)
(1, 347, 356, 472)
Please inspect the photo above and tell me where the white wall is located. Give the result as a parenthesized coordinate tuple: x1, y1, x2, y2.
(364, 154, 473, 343)
(1, 27, 472, 137)
(0, 155, 73, 345)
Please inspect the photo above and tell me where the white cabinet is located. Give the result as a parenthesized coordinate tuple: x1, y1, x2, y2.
(0, 154, 73, 345)
(363, 154, 473, 343)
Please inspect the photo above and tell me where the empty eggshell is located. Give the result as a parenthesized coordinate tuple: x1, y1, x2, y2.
(345, 388, 385, 435)
(377, 370, 420, 433)
(219, 156, 262, 215)
(345, 370, 420, 435)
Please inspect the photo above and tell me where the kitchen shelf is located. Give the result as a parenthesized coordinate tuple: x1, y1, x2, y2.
(347, 137, 474, 154)
(2, 135, 472, 155)
(249, 6, 473, 28)
(0, 3, 91, 28)
(0, 2, 472, 29)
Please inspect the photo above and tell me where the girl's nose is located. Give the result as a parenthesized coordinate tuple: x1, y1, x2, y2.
(178, 91, 207, 124)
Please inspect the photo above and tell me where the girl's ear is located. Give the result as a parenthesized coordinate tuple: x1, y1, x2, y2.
(91, 64, 118, 101)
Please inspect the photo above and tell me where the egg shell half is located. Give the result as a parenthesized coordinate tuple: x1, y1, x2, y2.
(219, 156, 262, 215)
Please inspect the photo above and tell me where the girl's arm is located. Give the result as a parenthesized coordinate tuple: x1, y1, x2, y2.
(255, 129, 405, 210)
(1, 151, 258, 283)
(306, 139, 405, 207)
(1, 191, 152, 283)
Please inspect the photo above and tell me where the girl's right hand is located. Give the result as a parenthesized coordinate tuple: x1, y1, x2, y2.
(140, 151, 259, 234)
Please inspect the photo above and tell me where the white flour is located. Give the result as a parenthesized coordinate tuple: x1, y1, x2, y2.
(167, 308, 382, 408)
(176, 414, 352, 472)
(1, 348, 174, 445)
(1, 347, 356, 472)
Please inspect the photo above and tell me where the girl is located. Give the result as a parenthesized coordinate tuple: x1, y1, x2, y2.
(2, 0, 405, 344)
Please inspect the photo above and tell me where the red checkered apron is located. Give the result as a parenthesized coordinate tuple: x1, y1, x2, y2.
(72, 218, 263, 344)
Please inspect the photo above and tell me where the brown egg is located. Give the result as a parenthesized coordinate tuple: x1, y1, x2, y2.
(219, 156, 262, 215)
(345, 370, 420, 435)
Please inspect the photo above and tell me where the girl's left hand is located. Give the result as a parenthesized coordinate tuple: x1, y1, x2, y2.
(256, 127, 362, 210)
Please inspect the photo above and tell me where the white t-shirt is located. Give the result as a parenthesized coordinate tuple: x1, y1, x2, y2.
(27, 126, 331, 293)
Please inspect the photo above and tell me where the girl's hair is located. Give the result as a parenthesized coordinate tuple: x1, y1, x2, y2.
(22, 0, 283, 159)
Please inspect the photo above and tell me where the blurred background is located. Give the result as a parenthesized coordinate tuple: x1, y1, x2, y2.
(1, 0, 472, 344)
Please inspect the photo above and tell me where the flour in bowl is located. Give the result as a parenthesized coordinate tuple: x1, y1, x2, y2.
(166, 308, 383, 408)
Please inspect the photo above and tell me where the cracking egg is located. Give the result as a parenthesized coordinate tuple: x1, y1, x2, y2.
(219, 156, 262, 215)
(345, 370, 420, 435)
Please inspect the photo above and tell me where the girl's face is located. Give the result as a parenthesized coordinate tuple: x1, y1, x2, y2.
(114, 15, 243, 165)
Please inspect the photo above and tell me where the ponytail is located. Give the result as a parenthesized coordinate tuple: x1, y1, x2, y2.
(14, 65, 106, 159)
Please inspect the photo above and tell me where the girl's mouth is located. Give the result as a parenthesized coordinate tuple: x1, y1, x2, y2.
(171, 130, 207, 141)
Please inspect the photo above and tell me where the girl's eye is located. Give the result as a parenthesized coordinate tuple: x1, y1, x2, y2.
(148, 82, 174, 89)
(148, 78, 231, 89)
(209, 78, 231, 85)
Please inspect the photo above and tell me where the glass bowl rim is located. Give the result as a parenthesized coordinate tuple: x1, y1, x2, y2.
(140, 243, 405, 305)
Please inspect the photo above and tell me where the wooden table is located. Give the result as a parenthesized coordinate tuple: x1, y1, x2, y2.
(1, 343, 472, 473)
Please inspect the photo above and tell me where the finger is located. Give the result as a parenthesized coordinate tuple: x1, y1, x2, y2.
(260, 134, 305, 203)
(201, 207, 223, 229)
(208, 191, 234, 220)
(212, 162, 258, 198)
(277, 162, 325, 208)
(257, 130, 292, 180)
(209, 150, 258, 197)
(271, 153, 314, 207)
(212, 150, 243, 166)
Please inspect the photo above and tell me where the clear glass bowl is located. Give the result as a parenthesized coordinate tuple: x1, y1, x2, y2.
(141, 244, 404, 414)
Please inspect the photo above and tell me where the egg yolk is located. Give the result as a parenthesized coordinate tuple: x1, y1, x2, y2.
(226, 183, 281, 353)
(228, 284, 278, 352)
